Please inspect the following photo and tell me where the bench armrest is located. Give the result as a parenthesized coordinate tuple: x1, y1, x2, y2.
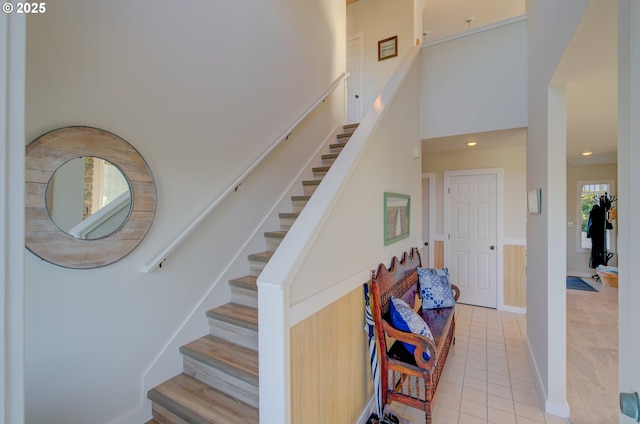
(382, 320, 437, 370)
(451, 284, 460, 301)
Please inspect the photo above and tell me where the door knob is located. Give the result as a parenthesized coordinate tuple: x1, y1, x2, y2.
(620, 392, 640, 421)
(424, 242, 429, 246)
(490, 245, 495, 250)
(355, 94, 359, 99)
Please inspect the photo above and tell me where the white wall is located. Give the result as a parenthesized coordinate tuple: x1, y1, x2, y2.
(347, 0, 414, 115)
(420, 18, 527, 139)
(422, 143, 526, 242)
(526, 0, 590, 417)
(289, 53, 423, 306)
(566, 164, 617, 277)
(1, 10, 26, 424)
(258, 46, 422, 423)
(24, 1, 345, 423)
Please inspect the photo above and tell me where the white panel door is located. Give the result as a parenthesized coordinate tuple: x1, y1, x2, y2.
(448, 173, 498, 308)
(346, 35, 363, 124)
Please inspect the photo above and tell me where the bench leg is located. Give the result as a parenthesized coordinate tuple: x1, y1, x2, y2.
(424, 402, 432, 424)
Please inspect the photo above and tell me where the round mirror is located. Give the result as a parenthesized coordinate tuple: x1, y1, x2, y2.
(45, 157, 132, 240)
(25, 127, 156, 269)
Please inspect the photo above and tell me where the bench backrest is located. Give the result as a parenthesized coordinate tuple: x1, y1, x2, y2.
(370, 248, 422, 355)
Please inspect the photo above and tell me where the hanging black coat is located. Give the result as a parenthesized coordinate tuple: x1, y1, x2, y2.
(587, 202, 607, 268)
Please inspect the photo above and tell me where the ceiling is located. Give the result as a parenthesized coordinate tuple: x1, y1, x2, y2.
(418, 0, 617, 166)
(421, 128, 525, 155)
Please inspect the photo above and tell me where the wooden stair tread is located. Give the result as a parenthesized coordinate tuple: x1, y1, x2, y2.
(312, 166, 331, 172)
(247, 251, 272, 262)
(291, 195, 311, 201)
(279, 212, 300, 218)
(264, 230, 287, 239)
(337, 133, 352, 139)
(343, 123, 359, 130)
(329, 142, 347, 149)
(302, 179, 321, 186)
(207, 303, 258, 330)
(229, 275, 258, 291)
(322, 153, 339, 160)
(180, 335, 259, 384)
(148, 373, 258, 424)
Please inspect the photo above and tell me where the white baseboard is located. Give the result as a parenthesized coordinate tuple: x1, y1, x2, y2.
(545, 400, 571, 419)
(567, 271, 595, 279)
(355, 396, 375, 424)
(525, 337, 571, 421)
(499, 304, 526, 314)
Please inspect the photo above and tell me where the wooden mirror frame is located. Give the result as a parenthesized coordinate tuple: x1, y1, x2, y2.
(25, 127, 156, 269)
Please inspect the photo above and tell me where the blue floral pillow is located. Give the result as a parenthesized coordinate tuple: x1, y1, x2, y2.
(418, 267, 456, 309)
(389, 297, 434, 360)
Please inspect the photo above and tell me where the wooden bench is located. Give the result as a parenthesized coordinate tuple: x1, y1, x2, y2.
(370, 248, 460, 424)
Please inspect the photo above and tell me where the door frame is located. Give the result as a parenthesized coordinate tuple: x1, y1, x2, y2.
(2, 12, 26, 423)
(422, 173, 436, 267)
(345, 32, 364, 124)
(444, 168, 505, 310)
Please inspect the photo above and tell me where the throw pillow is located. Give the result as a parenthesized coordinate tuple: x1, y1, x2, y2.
(389, 297, 434, 360)
(418, 267, 456, 309)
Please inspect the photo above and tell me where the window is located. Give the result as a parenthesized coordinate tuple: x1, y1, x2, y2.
(578, 181, 613, 250)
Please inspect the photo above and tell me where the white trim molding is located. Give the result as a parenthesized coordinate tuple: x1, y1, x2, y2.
(499, 305, 526, 315)
(504, 238, 526, 246)
(1, 11, 26, 424)
(526, 336, 570, 421)
(422, 173, 436, 268)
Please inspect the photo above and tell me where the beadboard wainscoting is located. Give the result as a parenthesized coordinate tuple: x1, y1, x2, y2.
(290, 286, 372, 424)
(434, 240, 445, 268)
(432, 239, 526, 312)
(503, 244, 526, 309)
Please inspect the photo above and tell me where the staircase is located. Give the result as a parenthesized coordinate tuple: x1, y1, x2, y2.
(146, 123, 358, 424)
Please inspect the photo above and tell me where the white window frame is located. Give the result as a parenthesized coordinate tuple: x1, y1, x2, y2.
(576, 179, 616, 253)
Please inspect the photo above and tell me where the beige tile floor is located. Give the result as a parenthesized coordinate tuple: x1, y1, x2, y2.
(390, 304, 567, 424)
(390, 278, 619, 424)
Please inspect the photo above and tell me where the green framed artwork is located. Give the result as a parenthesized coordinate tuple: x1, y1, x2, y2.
(384, 192, 410, 245)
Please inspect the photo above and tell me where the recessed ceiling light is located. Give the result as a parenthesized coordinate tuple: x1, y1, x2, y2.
(582, 151, 593, 156)
(466, 141, 477, 147)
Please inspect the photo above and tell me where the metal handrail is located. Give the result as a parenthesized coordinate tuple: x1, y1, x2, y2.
(141, 72, 348, 273)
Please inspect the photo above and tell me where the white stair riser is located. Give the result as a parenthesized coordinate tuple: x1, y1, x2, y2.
(329, 144, 345, 154)
(313, 170, 328, 179)
(230, 286, 258, 308)
(265, 235, 283, 252)
(208, 319, 258, 351)
(249, 259, 267, 276)
(322, 157, 337, 166)
(183, 357, 258, 409)
(303, 184, 319, 196)
(279, 217, 297, 230)
(291, 200, 308, 213)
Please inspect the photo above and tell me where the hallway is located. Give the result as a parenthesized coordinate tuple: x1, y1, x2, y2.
(393, 286, 619, 424)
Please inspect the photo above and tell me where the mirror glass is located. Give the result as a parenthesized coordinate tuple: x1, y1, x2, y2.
(45, 157, 132, 240)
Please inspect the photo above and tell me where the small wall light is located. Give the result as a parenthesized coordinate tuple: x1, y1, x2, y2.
(466, 141, 477, 147)
(582, 151, 593, 156)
